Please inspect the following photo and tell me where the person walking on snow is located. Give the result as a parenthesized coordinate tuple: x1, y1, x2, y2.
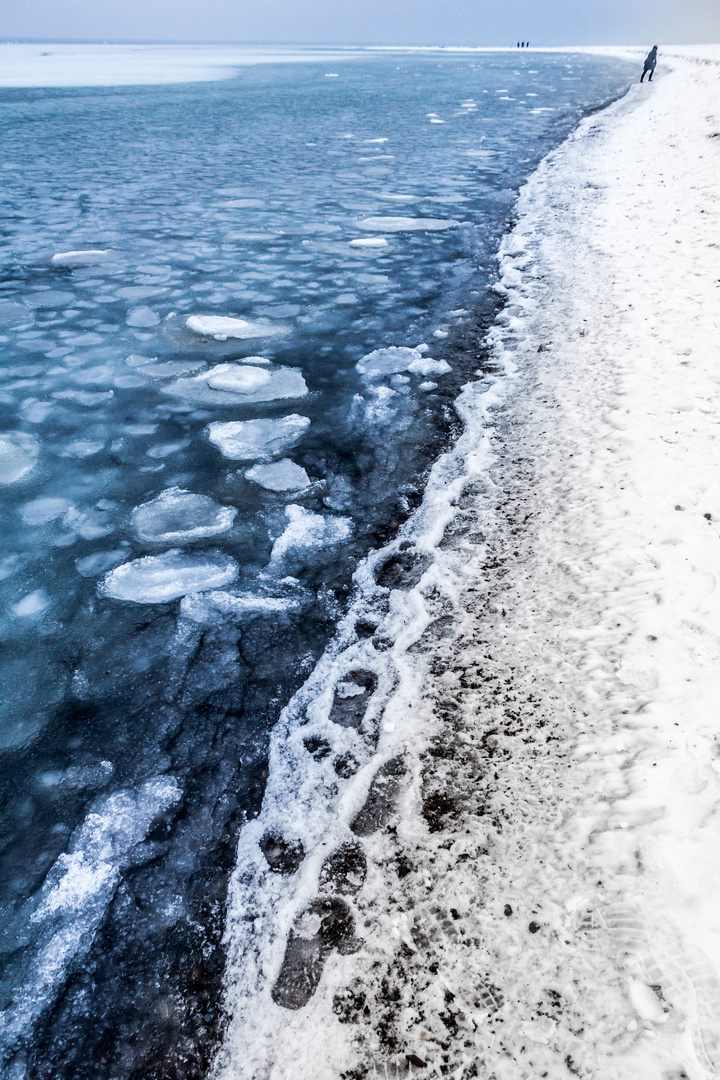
(641, 45, 658, 82)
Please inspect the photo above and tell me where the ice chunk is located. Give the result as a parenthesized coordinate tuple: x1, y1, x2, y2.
(0, 432, 40, 485)
(99, 549, 238, 603)
(356, 346, 425, 378)
(20, 497, 73, 525)
(349, 238, 388, 248)
(131, 488, 237, 542)
(180, 590, 301, 624)
(162, 362, 307, 406)
(12, 589, 50, 617)
(270, 505, 351, 564)
(126, 306, 160, 327)
(407, 356, 452, 376)
(245, 459, 311, 492)
(206, 414, 310, 461)
(76, 549, 127, 577)
(51, 250, 112, 267)
(54, 390, 114, 406)
(357, 217, 458, 232)
(139, 360, 206, 378)
(0, 301, 35, 329)
(186, 315, 286, 341)
(207, 366, 271, 393)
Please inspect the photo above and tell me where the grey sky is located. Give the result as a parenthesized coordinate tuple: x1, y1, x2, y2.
(0, 0, 718, 46)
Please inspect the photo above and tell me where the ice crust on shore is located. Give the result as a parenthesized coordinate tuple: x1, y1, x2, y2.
(216, 48, 720, 1080)
(206, 415, 310, 461)
(99, 549, 238, 603)
(131, 488, 237, 543)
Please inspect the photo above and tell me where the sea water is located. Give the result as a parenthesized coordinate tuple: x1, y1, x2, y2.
(0, 49, 633, 1079)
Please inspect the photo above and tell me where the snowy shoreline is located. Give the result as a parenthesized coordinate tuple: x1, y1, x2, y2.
(215, 46, 720, 1080)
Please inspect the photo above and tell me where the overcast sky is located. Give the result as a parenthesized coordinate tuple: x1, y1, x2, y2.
(0, 0, 718, 46)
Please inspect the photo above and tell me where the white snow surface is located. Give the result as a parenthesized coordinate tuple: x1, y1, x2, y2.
(50, 249, 112, 267)
(206, 414, 310, 461)
(215, 48, 720, 1080)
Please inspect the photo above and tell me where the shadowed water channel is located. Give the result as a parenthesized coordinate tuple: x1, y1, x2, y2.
(0, 50, 633, 1080)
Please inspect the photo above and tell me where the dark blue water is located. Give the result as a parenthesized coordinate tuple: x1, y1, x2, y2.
(0, 50, 633, 1080)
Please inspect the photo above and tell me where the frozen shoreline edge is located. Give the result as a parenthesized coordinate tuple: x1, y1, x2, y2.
(215, 45, 720, 1079)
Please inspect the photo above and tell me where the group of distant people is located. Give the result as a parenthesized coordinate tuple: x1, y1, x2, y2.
(516, 41, 530, 48)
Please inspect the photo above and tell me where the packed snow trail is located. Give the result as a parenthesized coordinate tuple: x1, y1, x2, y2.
(216, 50, 720, 1080)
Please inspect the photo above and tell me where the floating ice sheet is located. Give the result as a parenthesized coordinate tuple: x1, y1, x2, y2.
(180, 590, 302, 624)
(357, 216, 458, 232)
(50, 250, 112, 267)
(0, 432, 40, 485)
(270, 504, 351, 564)
(348, 238, 388, 248)
(131, 488, 237, 543)
(245, 459, 311, 492)
(206, 414, 310, 461)
(186, 315, 287, 341)
(162, 362, 307, 406)
(355, 345, 448, 379)
(99, 549, 238, 603)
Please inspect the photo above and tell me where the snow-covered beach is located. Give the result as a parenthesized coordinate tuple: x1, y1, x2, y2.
(216, 47, 720, 1079)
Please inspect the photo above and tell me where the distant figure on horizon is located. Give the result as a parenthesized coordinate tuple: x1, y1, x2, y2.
(640, 45, 658, 82)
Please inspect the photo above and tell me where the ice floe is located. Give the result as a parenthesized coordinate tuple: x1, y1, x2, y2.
(355, 345, 450, 379)
(131, 488, 237, 542)
(0, 432, 40, 485)
(99, 549, 238, 603)
(50, 250, 112, 267)
(162, 362, 308, 406)
(185, 315, 286, 340)
(348, 238, 388, 248)
(356, 217, 458, 231)
(245, 459, 311, 492)
(206, 414, 310, 461)
(180, 590, 303, 624)
(270, 505, 351, 565)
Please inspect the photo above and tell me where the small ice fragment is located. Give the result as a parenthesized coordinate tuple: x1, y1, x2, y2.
(76, 550, 127, 577)
(20, 497, 73, 526)
(0, 432, 40, 485)
(54, 390, 114, 406)
(185, 315, 284, 340)
(407, 356, 452, 376)
(126, 306, 160, 328)
(207, 366, 271, 393)
(429, 118, 445, 124)
(349, 238, 388, 248)
(357, 217, 458, 232)
(131, 488, 237, 543)
(12, 589, 50, 617)
(419, 381, 437, 391)
(324, 73, 339, 77)
(145, 440, 190, 459)
(433, 329, 449, 339)
(245, 459, 311, 492)
(99, 549, 238, 603)
(206, 414, 310, 461)
(356, 346, 425, 378)
(140, 360, 205, 378)
(51, 250, 112, 267)
(270, 505, 352, 563)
